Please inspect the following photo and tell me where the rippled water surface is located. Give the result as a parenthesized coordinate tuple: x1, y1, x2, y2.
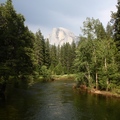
(0, 80, 120, 120)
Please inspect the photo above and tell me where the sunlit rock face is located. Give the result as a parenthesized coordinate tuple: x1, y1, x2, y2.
(48, 27, 78, 46)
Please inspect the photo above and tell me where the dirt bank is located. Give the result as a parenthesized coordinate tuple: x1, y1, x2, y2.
(73, 85, 120, 98)
(90, 89, 120, 98)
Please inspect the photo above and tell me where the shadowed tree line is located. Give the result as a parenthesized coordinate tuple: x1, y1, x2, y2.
(0, 0, 76, 93)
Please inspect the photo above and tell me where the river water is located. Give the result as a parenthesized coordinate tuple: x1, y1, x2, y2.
(0, 80, 120, 120)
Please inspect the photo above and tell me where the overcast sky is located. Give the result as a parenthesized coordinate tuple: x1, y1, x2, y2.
(0, 0, 117, 37)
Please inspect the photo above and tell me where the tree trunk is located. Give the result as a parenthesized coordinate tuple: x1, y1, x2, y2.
(88, 72, 91, 87)
(86, 63, 91, 87)
(0, 83, 6, 94)
(93, 47, 98, 90)
(96, 71, 98, 90)
(105, 58, 109, 91)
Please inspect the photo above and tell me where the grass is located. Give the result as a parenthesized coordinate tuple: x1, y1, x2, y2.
(52, 74, 76, 80)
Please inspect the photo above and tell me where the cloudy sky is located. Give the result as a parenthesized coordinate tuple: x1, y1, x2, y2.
(0, 0, 117, 37)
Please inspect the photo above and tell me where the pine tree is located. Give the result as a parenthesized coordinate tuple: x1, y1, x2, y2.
(59, 43, 73, 74)
(74, 36, 93, 87)
(75, 17, 119, 91)
(113, 0, 120, 51)
(44, 39, 51, 68)
(71, 41, 76, 73)
(34, 29, 47, 77)
(112, 0, 120, 70)
(0, 0, 35, 85)
(49, 44, 57, 74)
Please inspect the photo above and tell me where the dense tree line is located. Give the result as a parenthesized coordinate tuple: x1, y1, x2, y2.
(0, 0, 76, 92)
(0, 0, 120, 94)
(0, 0, 35, 89)
(33, 29, 76, 78)
(75, 0, 120, 93)
(49, 41, 76, 75)
(75, 18, 120, 92)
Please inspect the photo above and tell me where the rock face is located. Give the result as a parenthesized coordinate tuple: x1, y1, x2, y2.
(48, 27, 78, 46)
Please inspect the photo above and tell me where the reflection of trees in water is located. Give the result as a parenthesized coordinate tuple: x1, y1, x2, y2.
(0, 83, 6, 104)
(0, 93, 6, 105)
(0, 83, 6, 93)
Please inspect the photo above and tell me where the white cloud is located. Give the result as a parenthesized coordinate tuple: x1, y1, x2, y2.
(98, 4, 117, 27)
(25, 22, 53, 38)
(0, 0, 118, 38)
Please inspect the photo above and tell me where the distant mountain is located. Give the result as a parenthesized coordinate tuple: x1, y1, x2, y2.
(48, 27, 78, 46)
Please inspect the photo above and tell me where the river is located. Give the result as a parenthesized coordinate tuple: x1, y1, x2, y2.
(0, 80, 120, 120)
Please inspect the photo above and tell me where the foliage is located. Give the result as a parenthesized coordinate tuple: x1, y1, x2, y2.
(112, 0, 120, 71)
(0, 0, 34, 87)
(40, 65, 51, 81)
(54, 62, 64, 75)
(0, 0, 120, 95)
(74, 17, 120, 92)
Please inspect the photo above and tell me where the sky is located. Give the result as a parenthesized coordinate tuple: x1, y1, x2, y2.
(0, 0, 117, 37)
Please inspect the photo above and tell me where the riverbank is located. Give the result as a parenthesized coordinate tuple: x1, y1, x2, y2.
(76, 86, 120, 98)
(90, 89, 120, 98)
(52, 74, 76, 81)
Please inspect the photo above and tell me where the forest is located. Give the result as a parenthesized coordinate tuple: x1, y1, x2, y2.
(0, 0, 120, 94)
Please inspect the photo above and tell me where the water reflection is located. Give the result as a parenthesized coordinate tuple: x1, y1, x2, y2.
(0, 80, 120, 120)
(0, 93, 5, 100)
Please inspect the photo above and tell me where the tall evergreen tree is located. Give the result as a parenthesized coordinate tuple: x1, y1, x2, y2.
(113, 0, 120, 51)
(44, 39, 51, 68)
(75, 17, 119, 91)
(34, 29, 49, 77)
(112, 0, 120, 70)
(0, 0, 34, 85)
(71, 41, 76, 73)
(74, 37, 93, 87)
(49, 44, 57, 74)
